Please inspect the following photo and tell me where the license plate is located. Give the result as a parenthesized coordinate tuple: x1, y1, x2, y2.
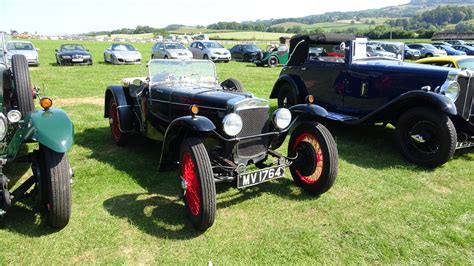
(237, 165, 285, 188)
(72, 58, 83, 62)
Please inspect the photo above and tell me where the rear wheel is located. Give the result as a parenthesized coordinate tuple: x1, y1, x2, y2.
(11, 54, 35, 116)
(180, 138, 216, 231)
(425, 53, 433, 58)
(288, 122, 338, 195)
(267, 55, 278, 67)
(38, 145, 72, 229)
(108, 97, 129, 145)
(277, 83, 297, 108)
(221, 78, 244, 93)
(395, 107, 456, 167)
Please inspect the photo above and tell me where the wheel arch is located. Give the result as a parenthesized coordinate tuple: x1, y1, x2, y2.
(104, 85, 134, 132)
(158, 116, 216, 170)
(270, 74, 308, 102)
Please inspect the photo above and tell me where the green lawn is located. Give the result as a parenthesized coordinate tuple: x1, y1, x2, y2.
(0, 40, 473, 264)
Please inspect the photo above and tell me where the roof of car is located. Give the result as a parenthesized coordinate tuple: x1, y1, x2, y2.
(416, 55, 471, 64)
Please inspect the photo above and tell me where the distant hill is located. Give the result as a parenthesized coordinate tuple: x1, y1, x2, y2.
(411, 0, 474, 5)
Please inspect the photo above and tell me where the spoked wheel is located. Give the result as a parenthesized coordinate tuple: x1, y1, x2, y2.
(11, 54, 35, 116)
(220, 78, 244, 93)
(37, 144, 72, 229)
(288, 122, 338, 195)
(277, 83, 297, 108)
(267, 55, 278, 67)
(180, 138, 216, 231)
(108, 98, 129, 145)
(395, 107, 456, 167)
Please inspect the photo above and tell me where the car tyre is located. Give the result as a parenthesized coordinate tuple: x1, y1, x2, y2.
(38, 144, 72, 229)
(395, 107, 457, 167)
(180, 138, 216, 231)
(220, 78, 244, 93)
(11, 54, 35, 116)
(288, 122, 338, 195)
(108, 97, 129, 146)
(164, 55, 168, 59)
(425, 53, 433, 58)
(267, 55, 278, 67)
(203, 54, 209, 60)
(277, 83, 297, 108)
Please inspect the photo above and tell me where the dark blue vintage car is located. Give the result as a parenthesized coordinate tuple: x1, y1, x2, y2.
(270, 33, 474, 167)
(104, 59, 338, 231)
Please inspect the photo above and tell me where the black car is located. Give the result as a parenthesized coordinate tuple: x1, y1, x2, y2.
(55, 44, 93, 65)
(270, 33, 473, 167)
(229, 44, 262, 62)
(104, 59, 338, 231)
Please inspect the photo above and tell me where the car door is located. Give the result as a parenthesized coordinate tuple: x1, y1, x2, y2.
(233, 45, 242, 60)
(189, 42, 201, 59)
(302, 52, 347, 111)
(146, 84, 173, 137)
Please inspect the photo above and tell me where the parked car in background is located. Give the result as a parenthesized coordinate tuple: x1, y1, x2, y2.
(254, 44, 289, 67)
(446, 40, 466, 46)
(404, 45, 421, 60)
(0, 32, 74, 228)
(366, 45, 397, 58)
(416, 56, 474, 70)
(433, 44, 466, 56)
(188, 41, 230, 62)
(6, 40, 39, 66)
(451, 45, 474, 55)
(432, 42, 452, 46)
(407, 43, 447, 58)
(104, 43, 141, 64)
(55, 44, 93, 65)
(271, 33, 473, 167)
(151, 42, 192, 60)
(229, 44, 262, 62)
(104, 59, 338, 231)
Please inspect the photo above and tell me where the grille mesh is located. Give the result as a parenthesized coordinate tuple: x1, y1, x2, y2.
(236, 108, 269, 158)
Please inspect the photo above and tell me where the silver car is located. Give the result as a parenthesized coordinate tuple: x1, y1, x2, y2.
(104, 43, 141, 64)
(188, 41, 231, 62)
(151, 42, 192, 59)
(6, 41, 39, 66)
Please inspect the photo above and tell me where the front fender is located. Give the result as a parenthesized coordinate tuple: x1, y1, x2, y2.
(30, 108, 74, 153)
(158, 115, 216, 170)
(289, 103, 329, 117)
(104, 85, 134, 132)
(269, 74, 308, 102)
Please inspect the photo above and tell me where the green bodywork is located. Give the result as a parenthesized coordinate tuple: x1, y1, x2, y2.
(1, 108, 74, 159)
(256, 50, 289, 67)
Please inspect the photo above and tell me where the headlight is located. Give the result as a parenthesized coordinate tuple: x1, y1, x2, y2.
(441, 80, 460, 102)
(83, 55, 91, 59)
(62, 55, 71, 59)
(7, 110, 22, 123)
(0, 114, 7, 141)
(222, 113, 243, 136)
(272, 108, 292, 129)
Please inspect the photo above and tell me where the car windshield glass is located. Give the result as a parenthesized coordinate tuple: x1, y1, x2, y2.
(243, 45, 259, 51)
(149, 59, 217, 85)
(423, 44, 437, 50)
(203, 42, 224, 49)
(165, 43, 185, 49)
(352, 39, 404, 61)
(458, 58, 474, 70)
(61, 44, 85, 51)
(112, 44, 136, 51)
(7, 42, 35, 50)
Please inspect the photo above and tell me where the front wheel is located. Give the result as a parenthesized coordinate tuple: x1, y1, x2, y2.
(38, 145, 72, 229)
(180, 138, 216, 231)
(288, 122, 338, 195)
(395, 107, 456, 167)
(108, 97, 129, 145)
(203, 54, 209, 60)
(11, 54, 35, 116)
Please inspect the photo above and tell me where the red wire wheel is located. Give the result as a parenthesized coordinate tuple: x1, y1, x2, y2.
(288, 122, 338, 195)
(180, 138, 216, 231)
(108, 98, 129, 145)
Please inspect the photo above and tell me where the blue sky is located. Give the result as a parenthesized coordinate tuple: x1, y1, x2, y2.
(0, 0, 410, 35)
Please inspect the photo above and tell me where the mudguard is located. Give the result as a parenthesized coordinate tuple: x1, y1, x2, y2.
(269, 74, 308, 102)
(289, 103, 329, 117)
(158, 115, 216, 169)
(104, 85, 134, 132)
(7, 108, 74, 157)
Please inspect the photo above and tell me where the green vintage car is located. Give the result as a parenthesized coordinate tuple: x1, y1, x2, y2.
(0, 32, 74, 229)
(254, 45, 289, 67)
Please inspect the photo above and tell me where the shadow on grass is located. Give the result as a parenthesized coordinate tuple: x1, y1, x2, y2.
(0, 204, 58, 237)
(76, 127, 317, 239)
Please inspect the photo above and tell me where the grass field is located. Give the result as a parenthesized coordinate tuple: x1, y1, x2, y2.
(208, 31, 293, 41)
(0, 40, 473, 264)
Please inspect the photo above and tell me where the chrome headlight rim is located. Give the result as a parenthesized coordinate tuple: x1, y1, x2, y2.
(0, 113, 8, 141)
(222, 113, 243, 136)
(7, 110, 22, 123)
(441, 80, 460, 102)
(272, 108, 292, 130)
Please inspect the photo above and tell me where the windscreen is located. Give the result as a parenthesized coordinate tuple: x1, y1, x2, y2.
(352, 39, 404, 61)
(458, 58, 474, 70)
(148, 59, 217, 85)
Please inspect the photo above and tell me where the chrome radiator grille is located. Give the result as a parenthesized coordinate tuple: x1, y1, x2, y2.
(456, 76, 474, 121)
(236, 107, 269, 158)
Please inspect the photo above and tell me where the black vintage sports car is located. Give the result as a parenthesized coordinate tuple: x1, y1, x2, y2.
(271, 33, 474, 167)
(55, 44, 93, 65)
(104, 59, 338, 231)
